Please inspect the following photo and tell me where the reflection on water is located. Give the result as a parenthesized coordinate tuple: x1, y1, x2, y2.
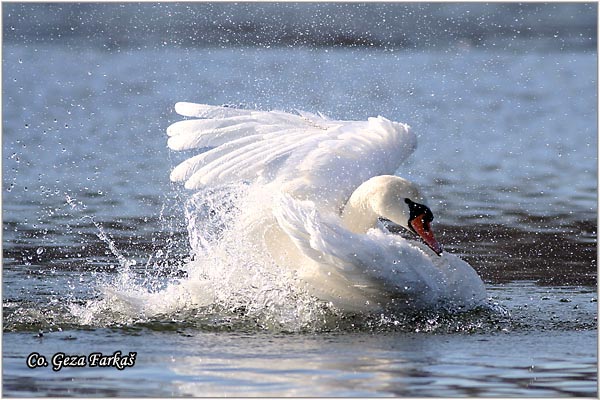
(3, 323, 597, 397)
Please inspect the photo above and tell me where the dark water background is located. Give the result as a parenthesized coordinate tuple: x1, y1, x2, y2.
(2, 3, 597, 397)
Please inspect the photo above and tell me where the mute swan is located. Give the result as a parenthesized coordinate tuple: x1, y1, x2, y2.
(167, 103, 487, 313)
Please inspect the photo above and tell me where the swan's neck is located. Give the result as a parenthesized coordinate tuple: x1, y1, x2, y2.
(340, 183, 381, 234)
(340, 175, 415, 234)
(341, 197, 379, 234)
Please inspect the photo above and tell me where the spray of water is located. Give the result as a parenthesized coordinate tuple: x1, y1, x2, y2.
(68, 184, 337, 332)
(66, 186, 507, 333)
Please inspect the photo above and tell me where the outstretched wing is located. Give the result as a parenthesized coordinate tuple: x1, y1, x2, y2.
(167, 102, 416, 208)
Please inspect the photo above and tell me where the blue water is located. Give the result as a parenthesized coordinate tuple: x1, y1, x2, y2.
(2, 3, 597, 397)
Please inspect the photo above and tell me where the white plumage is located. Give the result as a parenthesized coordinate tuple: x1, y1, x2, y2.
(169, 103, 415, 207)
(167, 102, 486, 313)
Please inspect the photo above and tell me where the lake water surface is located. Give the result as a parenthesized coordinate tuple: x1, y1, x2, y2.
(2, 4, 597, 397)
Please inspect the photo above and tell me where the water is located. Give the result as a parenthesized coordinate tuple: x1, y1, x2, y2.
(3, 3, 597, 397)
(2, 325, 597, 397)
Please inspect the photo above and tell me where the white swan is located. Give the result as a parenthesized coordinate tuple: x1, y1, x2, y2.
(167, 102, 487, 313)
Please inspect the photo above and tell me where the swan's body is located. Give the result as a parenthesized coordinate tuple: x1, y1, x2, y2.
(167, 102, 487, 313)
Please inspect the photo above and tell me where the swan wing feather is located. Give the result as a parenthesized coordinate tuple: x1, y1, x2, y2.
(283, 116, 416, 207)
(274, 194, 444, 302)
(168, 103, 416, 210)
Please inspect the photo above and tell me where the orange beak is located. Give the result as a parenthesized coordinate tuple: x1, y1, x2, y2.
(410, 213, 443, 256)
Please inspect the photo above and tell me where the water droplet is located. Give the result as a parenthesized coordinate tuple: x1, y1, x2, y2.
(36, 247, 44, 255)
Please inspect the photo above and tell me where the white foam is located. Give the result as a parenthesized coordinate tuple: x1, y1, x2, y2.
(72, 183, 330, 331)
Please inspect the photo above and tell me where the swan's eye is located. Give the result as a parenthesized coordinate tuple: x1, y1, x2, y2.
(422, 212, 433, 224)
(421, 216, 432, 232)
(404, 198, 434, 225)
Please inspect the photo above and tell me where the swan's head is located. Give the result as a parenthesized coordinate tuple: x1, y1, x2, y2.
(347, 175, 444, 256)
(399, 197, 443, 256)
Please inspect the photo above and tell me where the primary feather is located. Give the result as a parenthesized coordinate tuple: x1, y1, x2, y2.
(168, 102, 416, 211)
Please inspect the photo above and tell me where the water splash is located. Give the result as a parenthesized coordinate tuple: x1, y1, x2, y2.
(64, 186, 510, 333)
(66, 184, 331, 332)
(65, 194, 135, 272)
